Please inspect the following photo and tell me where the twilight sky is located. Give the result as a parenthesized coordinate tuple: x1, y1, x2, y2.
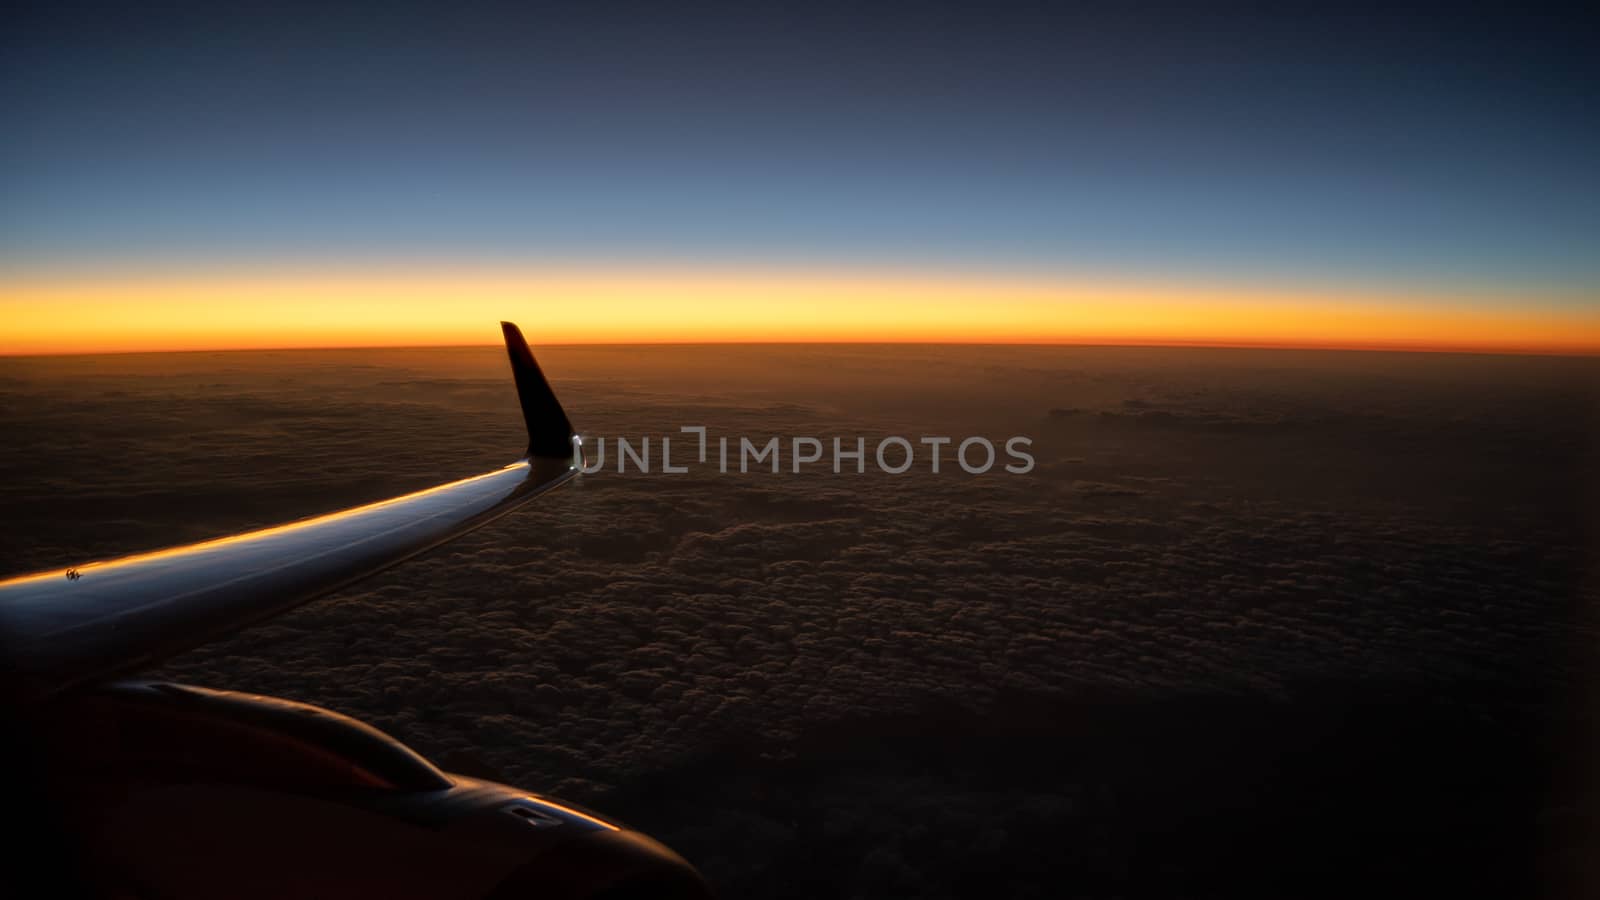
(2, 1, 1597, 352)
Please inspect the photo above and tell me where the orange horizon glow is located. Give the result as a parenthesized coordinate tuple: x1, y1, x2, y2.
(3, 264, 1597, 357)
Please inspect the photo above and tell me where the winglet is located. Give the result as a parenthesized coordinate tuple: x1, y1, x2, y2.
(501, 322, 579, 464)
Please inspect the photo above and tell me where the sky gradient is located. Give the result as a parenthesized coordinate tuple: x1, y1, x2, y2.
(3, 2, 1596, 353)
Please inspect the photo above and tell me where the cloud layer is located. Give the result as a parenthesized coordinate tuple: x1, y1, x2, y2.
(2, 344, 1596, 897)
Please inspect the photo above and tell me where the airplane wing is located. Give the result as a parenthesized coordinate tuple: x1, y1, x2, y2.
(0, 322, 583, 702)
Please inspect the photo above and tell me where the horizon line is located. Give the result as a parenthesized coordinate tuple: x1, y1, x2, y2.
(5, 336, 1598, 360)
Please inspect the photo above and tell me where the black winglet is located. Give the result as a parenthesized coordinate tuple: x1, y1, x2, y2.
(501, 322, 578, 462)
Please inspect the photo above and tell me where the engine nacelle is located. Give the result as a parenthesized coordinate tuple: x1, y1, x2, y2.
(34, 681, 711, 899)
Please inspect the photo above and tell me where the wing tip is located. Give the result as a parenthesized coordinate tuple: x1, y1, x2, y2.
(501, 321, 579, 463)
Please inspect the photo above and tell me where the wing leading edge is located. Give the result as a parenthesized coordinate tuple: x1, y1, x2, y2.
(0, 322, 581, 701)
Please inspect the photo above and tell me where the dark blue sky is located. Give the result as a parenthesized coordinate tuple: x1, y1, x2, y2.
(3, 1, 1595, 301)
